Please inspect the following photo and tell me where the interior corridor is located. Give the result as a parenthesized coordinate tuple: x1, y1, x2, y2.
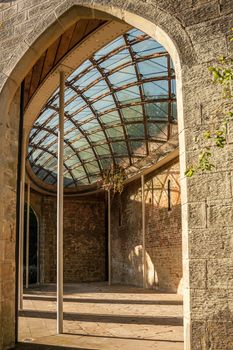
(17, 283, 183, 350)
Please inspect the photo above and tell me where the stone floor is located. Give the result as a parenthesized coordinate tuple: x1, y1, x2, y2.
(17, 282, 184, 350)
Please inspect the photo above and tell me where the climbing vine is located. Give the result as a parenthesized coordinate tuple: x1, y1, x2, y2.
(185, 33, 233, 177)
(102, 164, 127, 194)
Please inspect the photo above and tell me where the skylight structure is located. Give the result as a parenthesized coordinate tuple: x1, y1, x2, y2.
(28, 28, 177, 189)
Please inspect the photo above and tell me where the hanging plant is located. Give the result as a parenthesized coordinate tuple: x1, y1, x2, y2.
(101, 164, 127, 193)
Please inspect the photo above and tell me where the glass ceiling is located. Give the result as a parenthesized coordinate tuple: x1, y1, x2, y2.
(28, 28, 177, 189)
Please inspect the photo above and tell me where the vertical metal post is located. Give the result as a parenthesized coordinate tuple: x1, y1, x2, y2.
(19, 129, 26, 310)
(141, 174, 146, 289)
(57, 70, 65, 334)
(37, 218, 40, 285)
(108, 189, 111, 286)
(26, 181, 30, 289)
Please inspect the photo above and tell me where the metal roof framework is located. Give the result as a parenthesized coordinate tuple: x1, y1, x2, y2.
(28, 28, 177, 189)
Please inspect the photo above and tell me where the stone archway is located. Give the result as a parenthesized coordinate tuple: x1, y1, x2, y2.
(0, 2, 232, 350)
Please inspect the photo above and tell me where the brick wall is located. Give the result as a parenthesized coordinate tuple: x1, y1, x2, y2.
(112, 159, 182, 293)
(40, 196, 107, 283)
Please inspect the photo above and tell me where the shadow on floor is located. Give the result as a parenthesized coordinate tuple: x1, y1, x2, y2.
(23, 295, 183, 306)
(64, 333, 184, 343)
(25, 283, 168, 295)
(15, 343, 94, 350)
(19, 310, 183, 326)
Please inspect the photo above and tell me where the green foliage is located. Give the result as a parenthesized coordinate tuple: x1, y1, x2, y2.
(102, 164, 127, 193)
(185, 33, 233, 177)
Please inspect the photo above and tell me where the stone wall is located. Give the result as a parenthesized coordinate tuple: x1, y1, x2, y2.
(36, 195, 107, 283)
(0, 90, 20, 350)
(112, 159, 182, 293)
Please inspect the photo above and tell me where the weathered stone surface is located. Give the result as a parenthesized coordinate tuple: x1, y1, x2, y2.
(207, 199, 233, 228)
(189, 227, 233, 259)
(188, 202, 207, 229)
(207, 258, 233, 289)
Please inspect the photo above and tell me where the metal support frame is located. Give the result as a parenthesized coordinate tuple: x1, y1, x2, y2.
(28, 31, 176, 190)
(141, 174, 146, 289)
(19, 129, 26, 310)
(37, 217, 40, 285)
(26, 181, 30, 289)
(57, 70, 65, 334)
(108, 189, 111, 286)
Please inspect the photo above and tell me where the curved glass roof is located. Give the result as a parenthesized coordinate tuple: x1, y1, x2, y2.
(28, 28, 177, 189)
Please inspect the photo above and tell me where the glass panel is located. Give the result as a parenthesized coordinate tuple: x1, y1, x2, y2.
(100, 111, 120, 125)
(89, 174, 101, 183)
(143, 81, 169, 99)
(84, 80, 110, 100)
(133, 38, 164, 57)
(85, 161, 100, 173)
(67, 60, 92, 82)
(138, 57, 168, 77)
(65, 155, 80, 168)
(32, 130, 49, 143)
(171, 79, 176, 96)
(127, 28, 145, 39)
(39, 134, 57, 148)
(94, 36, 125, 59)
(92, 94, 115, 112)
(47, 143, 58, 154)
(74, 68, 101, 89)
(64, 177, 74, 187)
(108, 65, 137, 87)
(72, 138, 90, 149)
(80, 119, 100, 133)
(99, 49, 130, 71)
(106, 126, 124, 139)
(64, 119, 74, 134)
(72, 166, 87, 179)
(37, 168, 49, 180)
(36, 109, 55, 125)
(126, 123, 145, 138)
(79, 149, 95, 161)
(130, 140, 146, 154)
(65, 96, 86, 114)
(100, 158, 113, 169)
(65, 128, 81, 141)
(73, 107, 94, 122)
(64, 88, 76, 102)
(45, 174, 56, 185)
(95, 144, 111, 156)
(78, 178, 89, 185)
(172, 101, 177, 120)
(112, 141, 128, 155)
(46, 115, 58, 128)
(64, 145, 75, 159)
(145, 102, 168, 121)
(88, 131, 106, 144)
(148, 123, 167, 139)
(29, 149, 43, 161)
(121, 105, 143, 122)
(116, 85, 140, 104)
(44, 157, 57, 171)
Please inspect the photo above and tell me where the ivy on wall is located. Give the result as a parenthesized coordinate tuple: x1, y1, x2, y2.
(185, 32, 233, 177)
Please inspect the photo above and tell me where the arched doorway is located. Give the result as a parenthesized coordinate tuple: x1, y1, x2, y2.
(0, 5, 190, 350)
(23, 205, 39, 286)
(17, 16, 184, 350)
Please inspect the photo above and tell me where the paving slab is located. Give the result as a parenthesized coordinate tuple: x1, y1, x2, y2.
(17, 282, 183, 350)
